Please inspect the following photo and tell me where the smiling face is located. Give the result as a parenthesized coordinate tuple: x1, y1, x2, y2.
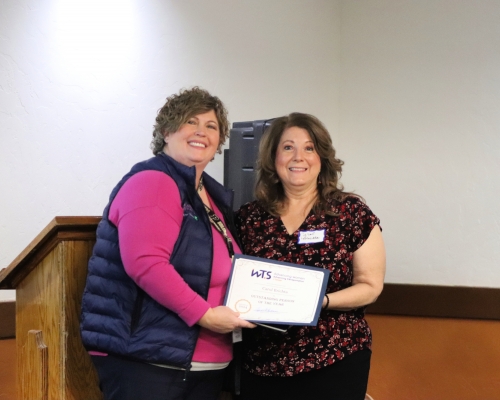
(163, 110, 220, 171)
(275, 126, 321, 193)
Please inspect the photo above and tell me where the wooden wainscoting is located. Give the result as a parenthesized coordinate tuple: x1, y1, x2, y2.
(2, 284, 500, 400)
(365, 314, 500, 400)
(0, 301, 16, 399)
(0, 301, 15, 339)
(367, 283, 500, 320)
(0, 338, 16, 400)
(364, 284, 500, 400)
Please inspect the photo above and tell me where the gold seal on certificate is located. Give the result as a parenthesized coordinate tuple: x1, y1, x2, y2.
(224, 254, 329, 326)
(235, 299, 251, 313)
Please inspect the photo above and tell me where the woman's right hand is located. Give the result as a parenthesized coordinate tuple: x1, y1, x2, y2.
(198, 306, 256, 333)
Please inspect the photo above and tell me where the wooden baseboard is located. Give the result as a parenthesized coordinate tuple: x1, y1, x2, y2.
(0, 284, 498, 339)
(0, 301, 15, 338)
(367, 283, 500, 320)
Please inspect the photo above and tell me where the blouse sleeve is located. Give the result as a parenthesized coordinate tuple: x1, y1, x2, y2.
(344, 197, 381, 251)
(108, 170, 210, 327)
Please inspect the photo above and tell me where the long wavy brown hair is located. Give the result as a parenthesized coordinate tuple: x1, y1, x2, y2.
(151, 87, 229, 155)
(255, 112, 357, 216)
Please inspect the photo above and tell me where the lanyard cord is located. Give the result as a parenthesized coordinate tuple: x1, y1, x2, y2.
(198, 177, 234, 258)
(204, 204, 235, 258)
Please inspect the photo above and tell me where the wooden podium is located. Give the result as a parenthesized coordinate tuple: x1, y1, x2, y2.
(0, 217, 103, 400)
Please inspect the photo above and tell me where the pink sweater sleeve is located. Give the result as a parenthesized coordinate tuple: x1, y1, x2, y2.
(108, 170, 210, 326)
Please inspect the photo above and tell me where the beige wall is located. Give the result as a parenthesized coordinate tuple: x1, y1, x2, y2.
(2, 0, 500, 296)
(0, 0, 340, 301)
(339, 0, 500, 287)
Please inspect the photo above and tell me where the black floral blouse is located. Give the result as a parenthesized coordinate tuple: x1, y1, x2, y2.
(235, 196, 381, 377)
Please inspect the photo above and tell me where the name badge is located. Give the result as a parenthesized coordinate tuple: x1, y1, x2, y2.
(232, 328, 242, 343)
(298, 229, 325, 244)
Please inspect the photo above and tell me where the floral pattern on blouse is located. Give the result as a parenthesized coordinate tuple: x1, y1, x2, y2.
(235, 196, 381, 377)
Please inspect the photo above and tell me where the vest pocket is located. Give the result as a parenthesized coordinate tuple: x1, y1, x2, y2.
(130, 289, 144, 334)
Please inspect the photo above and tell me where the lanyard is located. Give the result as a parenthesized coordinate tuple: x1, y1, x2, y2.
(198, 177, 234, 258)
(204, 204, 234, 259)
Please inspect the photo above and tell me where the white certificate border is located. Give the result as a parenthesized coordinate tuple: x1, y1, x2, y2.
(224, 254, 330, 326)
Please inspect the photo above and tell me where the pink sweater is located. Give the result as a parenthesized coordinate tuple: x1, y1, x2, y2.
(107, 170, 240, 363)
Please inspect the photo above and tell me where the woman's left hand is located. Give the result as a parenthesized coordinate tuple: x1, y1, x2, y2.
(198, 306, 256, 333)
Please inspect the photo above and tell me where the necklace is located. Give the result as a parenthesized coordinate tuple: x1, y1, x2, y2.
(197, 177, 203, 192)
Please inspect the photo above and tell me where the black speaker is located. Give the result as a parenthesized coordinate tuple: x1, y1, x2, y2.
(224, 119, 275, 210)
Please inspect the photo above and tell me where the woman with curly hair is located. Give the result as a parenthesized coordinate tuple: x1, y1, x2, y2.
(81, 87, 254, 400)
(236, 113, 386, 400)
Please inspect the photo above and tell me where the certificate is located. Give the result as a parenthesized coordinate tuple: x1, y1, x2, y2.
(224, 254, 329, 326)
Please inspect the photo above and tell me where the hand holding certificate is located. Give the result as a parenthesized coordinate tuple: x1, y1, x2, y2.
(224, 255, 329, 326)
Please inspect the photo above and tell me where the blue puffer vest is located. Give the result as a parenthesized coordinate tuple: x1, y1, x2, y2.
(80, 153, 237, 369)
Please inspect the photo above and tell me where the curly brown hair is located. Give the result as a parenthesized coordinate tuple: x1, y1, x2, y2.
(255, 112, 357, 216)
(151, 87, 229, 155)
